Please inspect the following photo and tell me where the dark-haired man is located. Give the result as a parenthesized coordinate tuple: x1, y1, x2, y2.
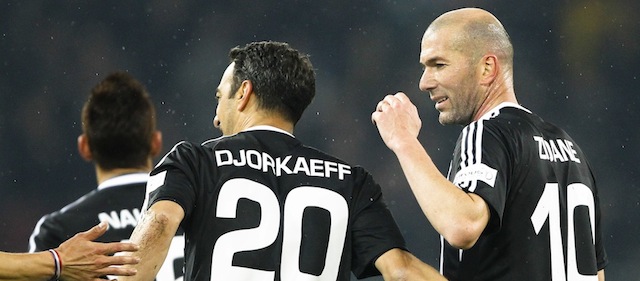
(120, 41, 445, 281)
(29, 71, 185, 280)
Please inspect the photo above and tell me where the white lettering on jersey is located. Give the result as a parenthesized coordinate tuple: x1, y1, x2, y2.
(211, 179, 348, 280)
(98, 208, 142, 229)
(215, 149, 352, 180)
(533, 136, 581, 163)
(453, 163, 497, 191)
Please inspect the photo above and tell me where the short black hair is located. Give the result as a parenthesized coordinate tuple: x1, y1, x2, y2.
(82, 71, 156, 170)
(229, 41, 316, 124)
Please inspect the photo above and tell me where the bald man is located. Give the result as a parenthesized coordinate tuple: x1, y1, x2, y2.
(372, 7, 607, 281)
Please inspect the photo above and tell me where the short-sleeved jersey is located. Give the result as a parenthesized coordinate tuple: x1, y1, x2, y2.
(145, 126, 406, 280)
(441, 103, 608, 280)
(29, 173, 185, 281)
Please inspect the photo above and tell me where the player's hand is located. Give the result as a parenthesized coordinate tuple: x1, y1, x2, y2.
(55, 221, 140, 281)
(371, 92, 422, 152)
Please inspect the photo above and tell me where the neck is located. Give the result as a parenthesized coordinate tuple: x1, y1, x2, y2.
(95, 163, 151, 185)
(236, 113, 294, 135)
(473, 77, 517, 121)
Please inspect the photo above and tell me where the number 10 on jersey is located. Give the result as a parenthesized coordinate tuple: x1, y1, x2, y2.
(531, 182, 598, 280)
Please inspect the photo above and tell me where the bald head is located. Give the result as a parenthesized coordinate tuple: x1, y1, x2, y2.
(419, 8, 517, 125)
(425, 8, 513, 69)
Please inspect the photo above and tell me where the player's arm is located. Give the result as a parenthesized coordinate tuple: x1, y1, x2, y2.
(57, 222, 141, 280)
(598, 269, 605, 281)
(0, 250, 56, 279)
(0, 222, 140, 280)
(374, 248, 447, 281)
(119, 200, 184, 281)
(28, 216, 52, 253)
(392, 137, 490, 249)
(372, 93, 490, 249)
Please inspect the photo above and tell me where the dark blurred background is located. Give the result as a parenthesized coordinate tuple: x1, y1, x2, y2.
(1, 1, 638, 280)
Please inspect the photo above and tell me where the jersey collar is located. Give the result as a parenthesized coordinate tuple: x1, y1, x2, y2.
(243, 125, 295, 138)
(479, 102, 532, 120)
(97, 172, 149, 191)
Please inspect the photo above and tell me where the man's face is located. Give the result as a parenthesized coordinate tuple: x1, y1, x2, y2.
(213, 63, 238, 135)
(418, 27, 483, 126)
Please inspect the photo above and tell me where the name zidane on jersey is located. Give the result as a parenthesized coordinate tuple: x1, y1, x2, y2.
(533, 136, 581, 163)
(215, 149, 352, 180)
(453, 136, 582, 190)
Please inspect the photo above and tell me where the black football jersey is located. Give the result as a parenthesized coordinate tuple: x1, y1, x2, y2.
(441, 103, 608, 281)
(29, 173, 185, 281)
(145, 126, 406, 280)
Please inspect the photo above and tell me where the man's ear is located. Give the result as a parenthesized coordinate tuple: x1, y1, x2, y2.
(77, 134, 93, 162)
(150, 131, 163, 158)
(480, 55, 498, 85)
(237, 80, 253, 111)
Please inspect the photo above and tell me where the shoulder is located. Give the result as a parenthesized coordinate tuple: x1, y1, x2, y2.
(156, 140, 212, 167)
(298, 142, 371, 176)
(29, 189, 102, 247)
(466, 104, 541, 140)
(300, 143, 349, 164)
(478, 104, 579, 146)
(301, 144, 375, 187)
(480, 104, 533, 125)
(54, 189, 103, 216)
(45, 183, 143, 220)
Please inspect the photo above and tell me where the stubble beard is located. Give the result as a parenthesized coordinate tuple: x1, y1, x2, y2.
(438, 103, 474, 126)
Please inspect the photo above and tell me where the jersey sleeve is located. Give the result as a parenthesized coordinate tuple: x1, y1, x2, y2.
(28, 214, 66, 252)
(349, 167, 407, 278)
(146, 141, 200, 221)
(451, 120, 510, 233)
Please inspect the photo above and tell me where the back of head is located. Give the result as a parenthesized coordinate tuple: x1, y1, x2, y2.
(229, 41, 316, 125)
(82, 71, 156, 170)
(429, 8, 514, 70)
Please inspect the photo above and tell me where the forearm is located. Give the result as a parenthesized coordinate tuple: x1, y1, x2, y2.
(0, 251, 53, 280)
(375, 249, 446, 281)
(402, 254, 447, 281)
(120, 201, 183, 281)
(392, 138, 489, 248)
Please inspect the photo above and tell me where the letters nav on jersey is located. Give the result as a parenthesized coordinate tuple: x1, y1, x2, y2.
(98, 208, 142, 229)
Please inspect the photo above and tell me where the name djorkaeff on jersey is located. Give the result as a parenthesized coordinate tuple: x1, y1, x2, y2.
(215, 149, 352, 180)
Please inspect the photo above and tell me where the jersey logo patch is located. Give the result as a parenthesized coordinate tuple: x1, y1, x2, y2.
(141, 171, 167, 210)
(453, 163, 497, 189)
(147, 171, 167, 192)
